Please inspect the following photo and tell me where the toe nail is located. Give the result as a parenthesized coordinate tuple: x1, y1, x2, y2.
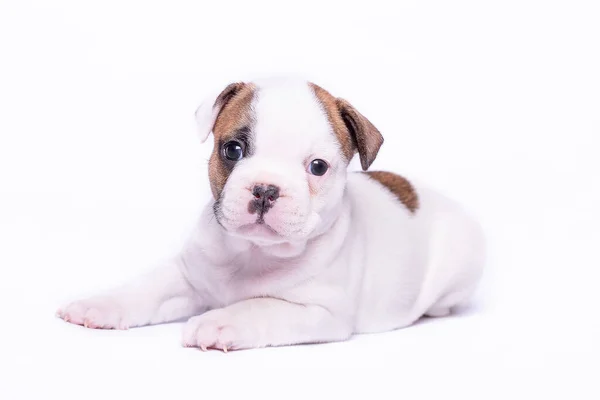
(200, 345, 207, 352)
(223, 345, 228, 353)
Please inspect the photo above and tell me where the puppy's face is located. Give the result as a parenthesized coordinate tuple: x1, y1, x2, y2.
(195, 79, 383, 245)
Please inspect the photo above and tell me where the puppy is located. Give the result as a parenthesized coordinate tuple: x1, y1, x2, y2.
(57, 78, 485, 351)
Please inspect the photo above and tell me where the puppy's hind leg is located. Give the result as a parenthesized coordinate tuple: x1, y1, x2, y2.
(57, 259, 202, 330)
(420, 209, 485, 320)
(424, 287, 473, 317)
(428, 274, 483, 316)
(425, 306, 452, 318)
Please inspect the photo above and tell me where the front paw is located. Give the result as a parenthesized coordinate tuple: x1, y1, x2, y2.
(56, 296, 129, 330)
(182, 309, 258, 352)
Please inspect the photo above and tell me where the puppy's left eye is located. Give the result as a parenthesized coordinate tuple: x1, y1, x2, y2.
(308, 159, 329, 176)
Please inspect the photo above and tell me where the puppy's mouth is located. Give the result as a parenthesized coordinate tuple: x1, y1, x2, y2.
(236, 222, 281, 239)
(213, 198, 284, 241)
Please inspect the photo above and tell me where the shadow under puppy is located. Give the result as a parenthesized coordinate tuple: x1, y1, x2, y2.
(57, 77, 485, 352)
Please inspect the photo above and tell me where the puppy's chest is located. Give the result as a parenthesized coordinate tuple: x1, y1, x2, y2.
(199, 250, 308, 307)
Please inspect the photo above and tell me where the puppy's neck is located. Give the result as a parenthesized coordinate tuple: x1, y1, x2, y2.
(250, 240, 308, 259)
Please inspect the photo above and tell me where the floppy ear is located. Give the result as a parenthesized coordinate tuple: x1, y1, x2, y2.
(336, 98, 384, 171)
(194, 82, 247, 143)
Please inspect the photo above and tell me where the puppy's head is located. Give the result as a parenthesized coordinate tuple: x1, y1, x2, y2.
(195, 78, 383, 245)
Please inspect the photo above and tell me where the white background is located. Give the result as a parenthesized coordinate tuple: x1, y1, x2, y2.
(1, 0, 599, 398)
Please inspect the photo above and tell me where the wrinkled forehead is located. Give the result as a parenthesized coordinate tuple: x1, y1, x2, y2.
(252, 80, 336, 159)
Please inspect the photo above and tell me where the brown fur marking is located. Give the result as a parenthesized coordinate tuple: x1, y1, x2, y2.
(336, 98, 384, 171)
(364, 171, 419, 213)
(309, 83, 356, 162)
(310, 83, 384, 171)
(208, 82, 256, 199)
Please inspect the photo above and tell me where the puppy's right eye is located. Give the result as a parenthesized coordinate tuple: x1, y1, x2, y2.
(223, 141, 244, 161)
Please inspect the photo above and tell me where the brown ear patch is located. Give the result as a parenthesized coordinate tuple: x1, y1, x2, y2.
(309, 83, 384, 170)
(208, 82, 256, 199)
(212, 83, 256, 140)
(364, 171, 419, 213)
(309, 83, 356, 162)
(337, 98, 384, 171)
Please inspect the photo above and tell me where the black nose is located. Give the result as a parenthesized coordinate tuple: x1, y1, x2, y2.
(249, 184, 280, 217)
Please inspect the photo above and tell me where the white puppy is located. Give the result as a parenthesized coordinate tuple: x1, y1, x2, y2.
(57, 78, 485, 351)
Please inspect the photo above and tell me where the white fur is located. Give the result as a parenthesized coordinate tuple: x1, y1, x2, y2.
(58, 78, 485, 351)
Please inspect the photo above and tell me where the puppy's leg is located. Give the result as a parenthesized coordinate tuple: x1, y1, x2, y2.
(57, 260, 201, 329)
(182, 298, 352, 351)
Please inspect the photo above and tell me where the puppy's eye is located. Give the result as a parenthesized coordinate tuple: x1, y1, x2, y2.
(308, 159, 329, 176)
(223, 141, 244, 161)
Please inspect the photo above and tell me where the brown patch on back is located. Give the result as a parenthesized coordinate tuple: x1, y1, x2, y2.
(309, 83, 356, 162)
(208, 83, 256, 199)
(364, 171, 419, 213)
